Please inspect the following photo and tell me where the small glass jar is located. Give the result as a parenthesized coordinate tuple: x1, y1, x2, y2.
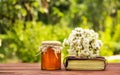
(40, 41, 62, 70)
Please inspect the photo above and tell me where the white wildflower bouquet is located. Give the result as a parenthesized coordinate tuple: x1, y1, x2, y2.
(63, 27, 102, 58)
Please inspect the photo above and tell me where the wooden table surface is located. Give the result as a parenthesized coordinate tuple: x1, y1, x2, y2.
(0, 63, 120, 75)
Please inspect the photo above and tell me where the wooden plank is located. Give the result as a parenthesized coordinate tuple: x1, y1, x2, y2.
(0, 63, 120, 75)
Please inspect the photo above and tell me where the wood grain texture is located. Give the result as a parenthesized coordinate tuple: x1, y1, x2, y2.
(0, 63, 120, 75)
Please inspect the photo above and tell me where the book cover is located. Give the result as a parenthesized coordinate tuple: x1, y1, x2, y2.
(64, 56, 106, 71)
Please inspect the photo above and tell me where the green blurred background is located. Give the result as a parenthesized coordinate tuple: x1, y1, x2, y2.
(0, 0, 120, 63)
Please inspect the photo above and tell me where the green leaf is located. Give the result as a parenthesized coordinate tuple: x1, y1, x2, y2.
(21, 9, 27, 16)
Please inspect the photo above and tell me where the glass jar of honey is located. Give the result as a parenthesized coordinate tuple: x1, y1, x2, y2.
(40, 41, 62, 70)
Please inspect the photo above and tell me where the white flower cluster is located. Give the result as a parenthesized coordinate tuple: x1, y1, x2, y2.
(63, 27, 102, 58)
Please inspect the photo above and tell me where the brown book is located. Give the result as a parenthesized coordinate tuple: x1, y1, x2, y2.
(64, 56, 106, 71)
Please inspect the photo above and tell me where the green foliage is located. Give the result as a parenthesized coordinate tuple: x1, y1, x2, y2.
(0, 20, 71, 62)
(0, 0, 120, 62)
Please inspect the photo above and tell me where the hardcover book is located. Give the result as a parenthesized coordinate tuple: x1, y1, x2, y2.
(64, 56, 106, 71)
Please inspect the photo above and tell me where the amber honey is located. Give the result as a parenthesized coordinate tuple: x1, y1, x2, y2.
(40, 41, 62, 70)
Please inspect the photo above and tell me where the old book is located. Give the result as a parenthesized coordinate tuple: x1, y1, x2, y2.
(64, 56, 106, 71)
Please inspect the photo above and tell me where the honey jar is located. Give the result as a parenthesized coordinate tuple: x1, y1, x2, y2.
(40, 41, 62, 70)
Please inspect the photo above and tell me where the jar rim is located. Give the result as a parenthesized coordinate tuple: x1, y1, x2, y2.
(41, 41, 61, 46)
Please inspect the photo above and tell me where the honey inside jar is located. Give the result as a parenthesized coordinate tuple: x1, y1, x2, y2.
(40, 41, 62, 70)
